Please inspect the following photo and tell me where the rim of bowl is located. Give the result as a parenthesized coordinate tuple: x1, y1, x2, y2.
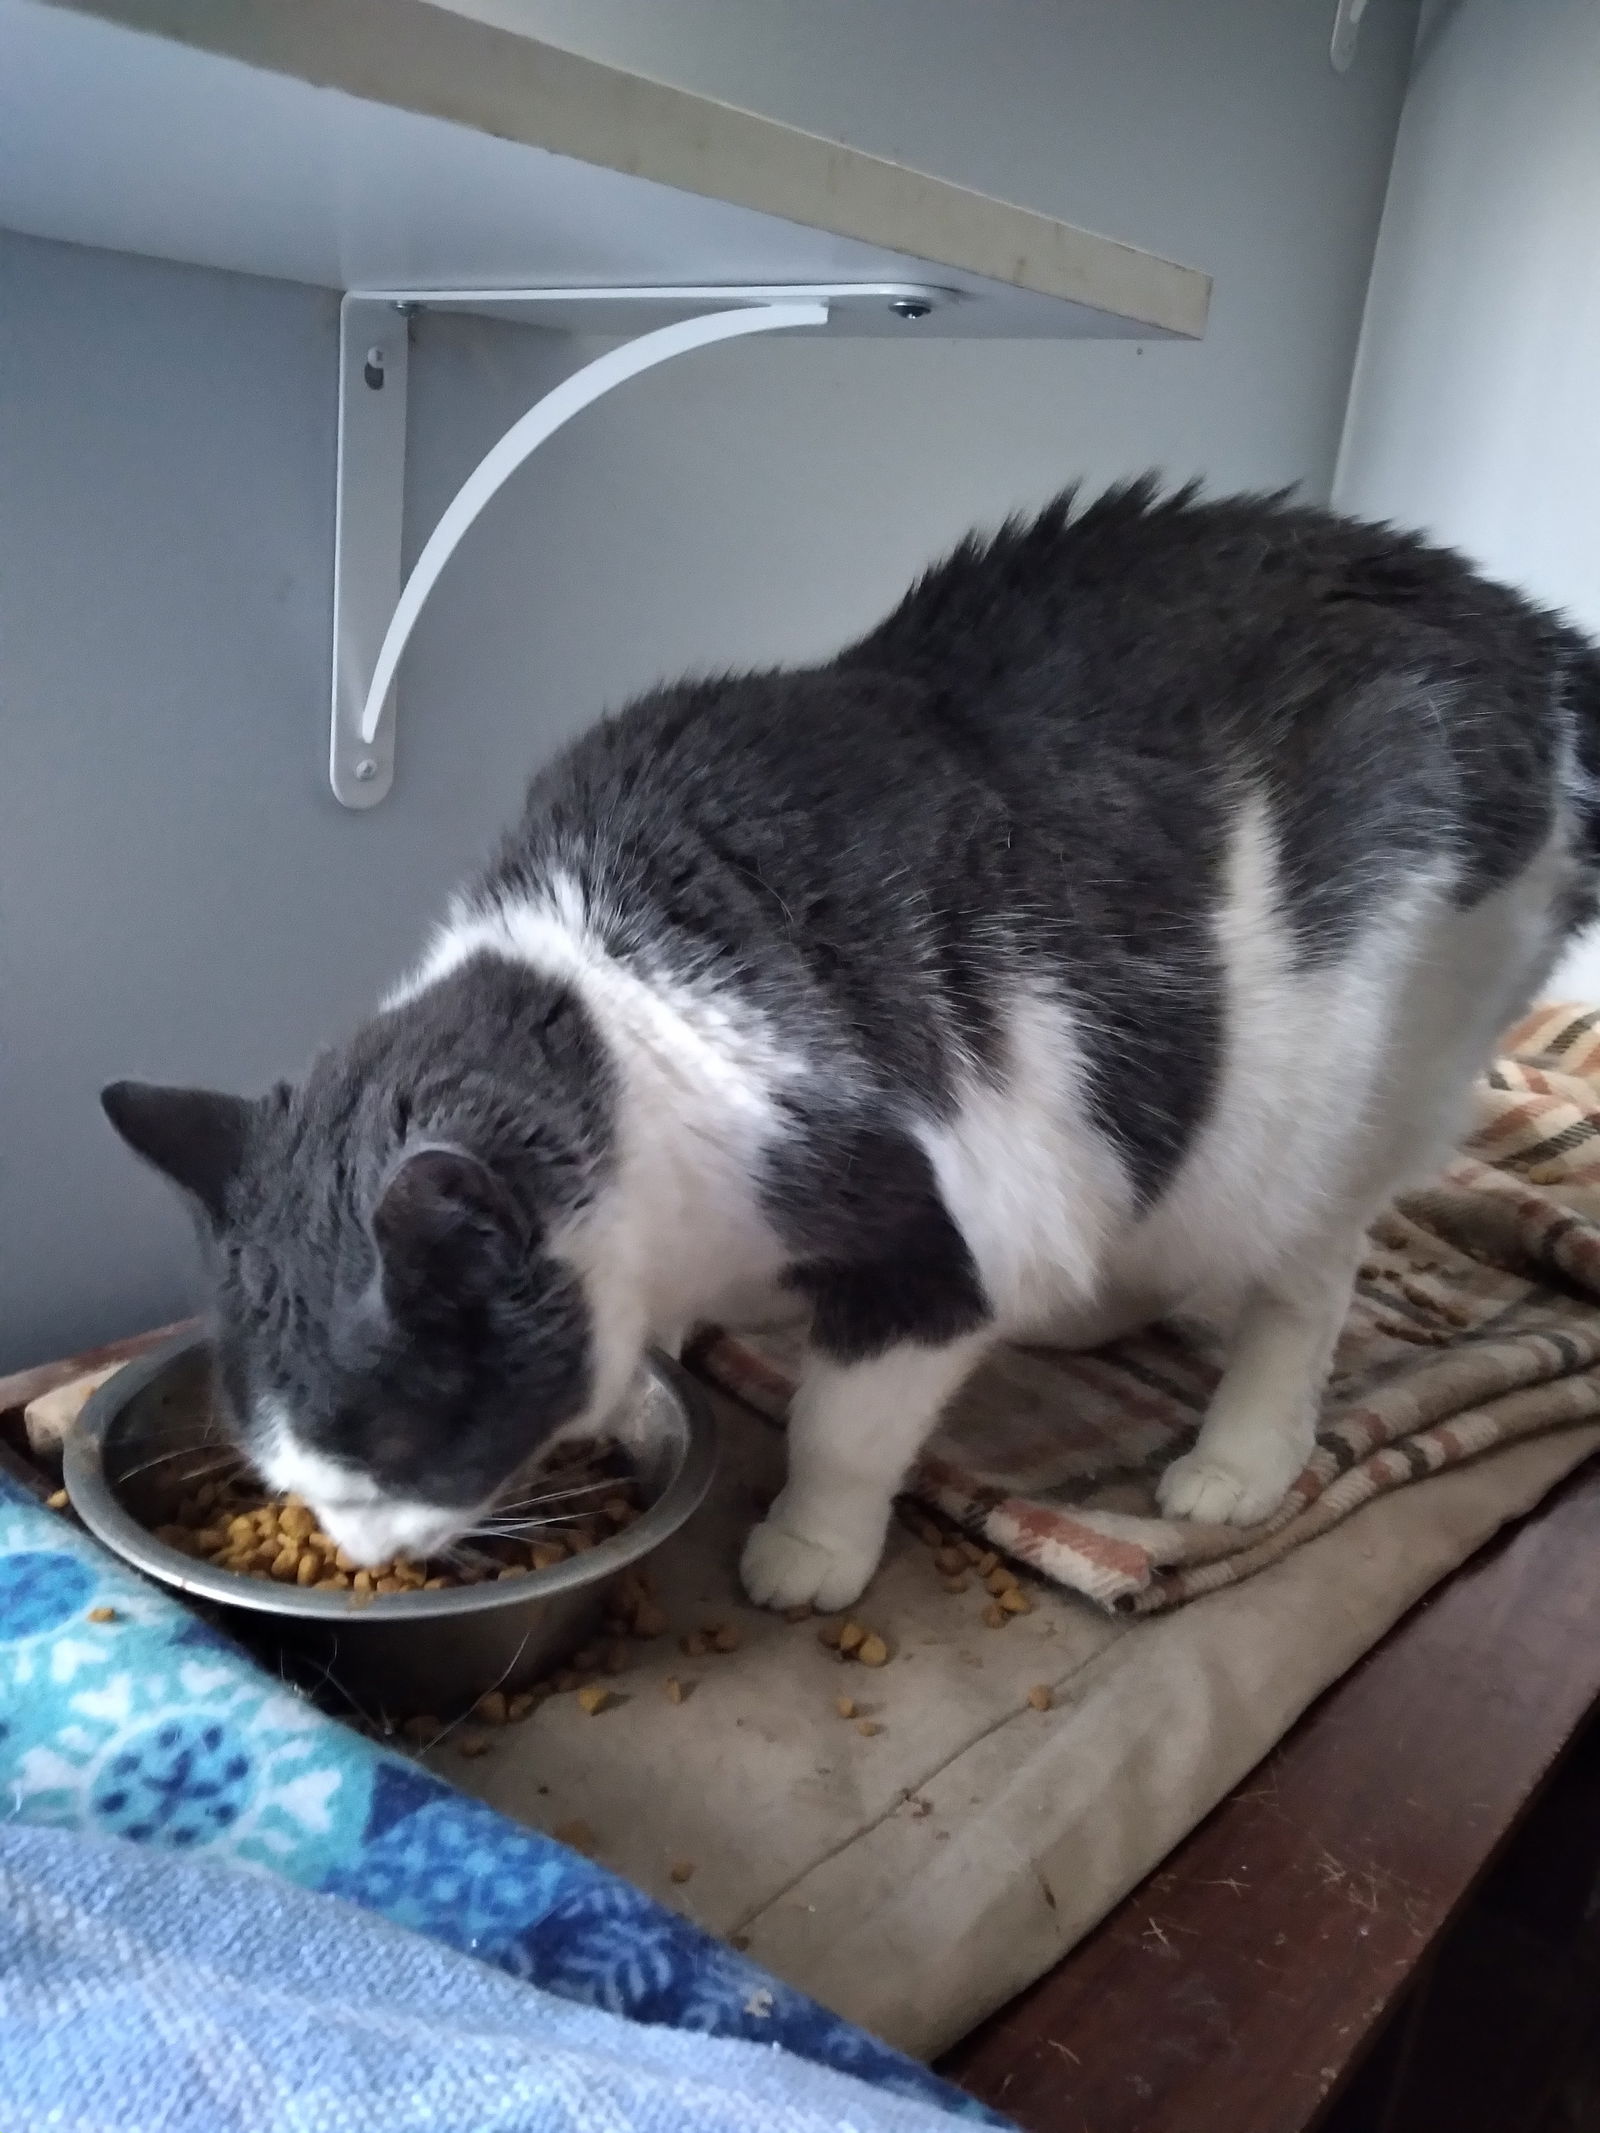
(64, 1331, 718, 1620)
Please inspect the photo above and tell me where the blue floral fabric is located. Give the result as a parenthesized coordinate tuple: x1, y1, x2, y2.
(0, 1472, 998, 2124)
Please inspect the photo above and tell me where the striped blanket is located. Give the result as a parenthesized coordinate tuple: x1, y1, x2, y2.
(693, 1003, 1600, 1613)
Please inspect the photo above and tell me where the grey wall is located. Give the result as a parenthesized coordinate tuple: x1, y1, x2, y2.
(0, 0, 1420, 1370)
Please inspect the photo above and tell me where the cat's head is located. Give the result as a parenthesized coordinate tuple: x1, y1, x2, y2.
(100, 960, 623, 1566)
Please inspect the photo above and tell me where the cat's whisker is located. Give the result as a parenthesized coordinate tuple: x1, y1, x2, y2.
(416, 1626, 535, 1757)
(113, 1445, 243, 1486)
(489, 1478, 618, 1513)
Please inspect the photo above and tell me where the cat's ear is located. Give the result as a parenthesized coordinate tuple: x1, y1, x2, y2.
(372, 1148, 526, 1312)
(100, 1082, 256, 1226)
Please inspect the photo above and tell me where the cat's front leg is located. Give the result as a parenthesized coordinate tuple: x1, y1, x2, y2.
(741, 1331, 992, 1611)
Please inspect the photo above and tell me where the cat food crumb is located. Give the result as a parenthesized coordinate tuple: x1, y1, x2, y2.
(604, 1642, 630, 1674)
(664, 1676, 691, 1704)
(835, 1694, 857, 1720)
(576, 1684, 613, 1716)
(710, 1624, 742, 1654)
(817, 1621, 843, 1650)
(1000, 1587, 1032, 1616)
(985, 1566, 1018, 1596)
(680, 1631, 709, 1658)
(456, 1730, 491, 1758)
(1028, 1684, 1053, 1711)
(402, 1714, 440, 1745)
(942, 1575, 970, 1595)
(86, 1606, 117, 1624)
(555, 1819, 598, 1856)
(975, 1551, 999, 1577)
(911, 1516, 944, 1548)
(631, 1599, 669, 1639)
(856, 1719, 882, 1738)
(507, 1692, 538, 1722)
(669, 1860, 695, 1884)
(46, 1489, 69, 1511)
(857, 1632, 890, 1668)
(837, 1621, 866, 1655)
(982, 1602, 1007, 1629)
(934, 1546, 966, 1576)
(783, 1604, 812, 1624)
(473, 1690, 509, 1725)
(958, 1539, 986, 1565)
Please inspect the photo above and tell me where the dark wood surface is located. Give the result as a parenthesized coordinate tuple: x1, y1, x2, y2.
(943, 1456, 1600, 2133)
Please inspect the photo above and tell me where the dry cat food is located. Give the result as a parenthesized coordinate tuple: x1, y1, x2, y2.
(150, 1443, 641, 1599)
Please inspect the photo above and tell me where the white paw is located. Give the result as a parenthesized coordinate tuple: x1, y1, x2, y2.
(740, 1519, 880, 1612)
(1156, 1446, 1302, 1527)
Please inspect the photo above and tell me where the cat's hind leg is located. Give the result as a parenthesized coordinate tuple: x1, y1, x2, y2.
(1155, 1245, 1355, 1524)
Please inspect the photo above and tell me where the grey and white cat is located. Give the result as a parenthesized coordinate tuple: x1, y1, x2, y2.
(103, 481, 1600, 1611)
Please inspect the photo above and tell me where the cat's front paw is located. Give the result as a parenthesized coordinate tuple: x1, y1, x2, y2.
(740, 1518, 879, 1612)
(1156, 1445, 1302, 1526)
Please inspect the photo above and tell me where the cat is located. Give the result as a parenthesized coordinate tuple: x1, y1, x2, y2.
(102, 479, 1600, 1610)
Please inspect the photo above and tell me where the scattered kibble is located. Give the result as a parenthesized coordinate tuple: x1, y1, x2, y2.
(1027, 1684, 1053, 1711)
(817, 1621, 843, 1650)
(456, 1730, 491, 1758)
(783, 1604, 812, 1624)
(681, 1631, 709, 1658)
(934, 1546, 966, 1576)
(942, 1575, 970, 1595)
(835, 1694, 858, 1720)
(999, 1587, 1032, 1616)
(632, 1599, 669, 1639)
(473, 1690, 509, 1725)
(669, 1860, 696, 1884)
(401, 1714, 441, 1746)
(576, 1684, 613, 1717)
(86, 1605, 117, 1624)
(554, 1819, 598, 1856)
(664, 1676, 691, 1705)
(856, 1719, 882, 1738)
(710, 1624, 742, 1655)
(507, 1692, 538, 1722)
(46, 1489, 69, 1511)
(985, 1566, 1018, 1597)
(856, 1632, 890, 1668)
(837, 1622, 866, 1655)
(982, 1602, 1007, 1629)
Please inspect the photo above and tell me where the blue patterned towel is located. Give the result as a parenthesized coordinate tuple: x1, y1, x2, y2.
(0, 1819, 985, 2131)
(0, 1472, 1000, 2126)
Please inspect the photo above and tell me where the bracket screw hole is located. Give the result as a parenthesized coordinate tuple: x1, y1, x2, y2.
(363, 348, 386, 389)
(353, 757, 378, 782)
(889, 298, 932, 321)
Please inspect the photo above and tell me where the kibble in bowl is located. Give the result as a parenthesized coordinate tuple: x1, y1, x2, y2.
(64, 1333, 716, 1715)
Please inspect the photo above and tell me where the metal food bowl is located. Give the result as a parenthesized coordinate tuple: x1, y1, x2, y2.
(64, 1332, 717, 1716)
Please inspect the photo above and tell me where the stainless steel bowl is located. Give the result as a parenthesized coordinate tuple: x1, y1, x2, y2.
(64, 1333, 717, 1715)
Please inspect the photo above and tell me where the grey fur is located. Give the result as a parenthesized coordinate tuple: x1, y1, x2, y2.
(103, 480, 1600, 1518)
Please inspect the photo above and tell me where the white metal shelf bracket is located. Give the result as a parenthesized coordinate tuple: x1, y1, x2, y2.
(331, 282, 944, 807)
